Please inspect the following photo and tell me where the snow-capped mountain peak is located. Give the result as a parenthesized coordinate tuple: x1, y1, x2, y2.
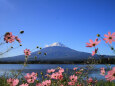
(45, 42, 66, 47)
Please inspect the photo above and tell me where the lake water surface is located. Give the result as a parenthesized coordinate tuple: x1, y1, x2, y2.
(0, 64, 114, 80)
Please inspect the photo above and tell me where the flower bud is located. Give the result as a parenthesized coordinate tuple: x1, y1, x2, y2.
(36, 46, 39, 48)
(20, 30, 24, 34)
(41, 72, 43, 75)
(40, 47, 42, 49)
(111, 47, 114, 50)
(97, 34, 100, 37)
(44, 53, 47, 55)
(11, 46, 13, 48)
(34, 56, 37, 59)
(20, 44, 22, 46)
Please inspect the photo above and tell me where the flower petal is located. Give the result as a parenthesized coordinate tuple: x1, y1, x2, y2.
(104, 34, 109, 38)
(112, 32, 115, 36)
(108, 32, 111, 36)
(89, 39, 93, 43)
(109, 40, 112, 44)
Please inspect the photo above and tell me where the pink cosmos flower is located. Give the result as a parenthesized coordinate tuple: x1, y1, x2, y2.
(76, 72, 82, 74)
(92, 48, 98, 56)
(31, 72, 37, 76)
(100, 67, 105, 76)
(4, 32, 15, 43)
(73, 67, 78, 70)
(15, 36, 21, 43)
(36, 83, 42, 86)
(20, 83, 28, 86)
(105, 67, 115, 81)
(47, 69, 55, 73)
(7, 78, 19, 86)
(50, 72, 63, 80)
(24, 49, 31, 56)
(87, 77, 93, 84)
(50, 72, 59, 80)
(58, 74, 63, 80)
(103, 32, 115, 44)
(86, 38, 101, 47)
(42, 80, 51, 86)
(24, 72, 37, 83)
(69, 75, 77, 82)
(58, 68, 64, 73)
(68, 81, 75, 86)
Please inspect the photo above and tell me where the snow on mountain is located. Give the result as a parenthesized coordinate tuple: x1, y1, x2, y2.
(45, 42, 66, 47)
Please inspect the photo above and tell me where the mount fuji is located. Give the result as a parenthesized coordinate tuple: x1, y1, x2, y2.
(0, 42, 112, 63)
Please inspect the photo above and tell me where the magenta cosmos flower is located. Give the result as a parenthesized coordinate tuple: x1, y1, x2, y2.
(69, 75, 78, 82)
(47, 69, 55, 73)
(4, 32, 15, 43)
(105, 67, 115, 81)
(15, 36, 21, 43)
(76, 71, 82, 74)
(73, 67, 78, 70)
(50, 72, 63, 80)
(103, 32, 115, 44)
(86, 38, 101, 47)
(59, 68, 64, 73)
(24, 49, 31, 56)
(24, 72, 37, 83)
(7, 78, 19, 86)
(92, 48, 98, 56)
(36, 83, 42, 86)
(87, 77, 93, 84)
(19, 83, 28, 86)
(100, 67, 105, 76)
(42, 80, 51, 86)
(68, 81, 75, 86)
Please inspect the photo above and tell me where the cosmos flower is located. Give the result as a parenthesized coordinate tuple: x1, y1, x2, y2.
(103, 32, 115, 44)
(19, 83, 28, 86)
(50, 72, 63, 80)
(76, 72, 82, 74)
(69, 75, 77, 82)
(86, 38, 101, 47)
(87, 77, 93, 84)
(68, 81, 75, 86)
(15, 36, 21, 43)
(100, 67, 105, 76)
(73, 67, 78, 70)
(4, 32, 15, 43)
(7, 78, 19, 86)
(24, 49, 31, 56)
(92, 48, 98, 56)
(36, 83, 42, 86)
(47, 69, 55, 73)
(58, 68, 64, 73)
(42, 80, 51, 86)
(24, 72, 37, 83)
(105, 67, 115, 81)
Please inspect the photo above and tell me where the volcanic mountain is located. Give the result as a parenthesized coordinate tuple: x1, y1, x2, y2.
(0, 42, 112, 63)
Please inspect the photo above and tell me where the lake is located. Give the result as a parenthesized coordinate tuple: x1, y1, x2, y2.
(0, 64, 114, 80)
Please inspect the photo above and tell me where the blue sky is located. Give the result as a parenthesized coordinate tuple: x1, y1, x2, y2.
(0, 0, 115, 57)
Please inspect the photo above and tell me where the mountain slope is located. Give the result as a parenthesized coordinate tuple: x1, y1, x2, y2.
(0, 42, 113, 62)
